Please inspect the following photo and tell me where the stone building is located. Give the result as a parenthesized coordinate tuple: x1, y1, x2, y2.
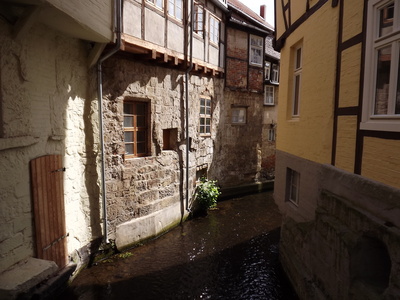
(101, 0, 228, 250)
(0, 0, 113, 298)
(274, 0, 400, 299)
(0, 0, 280, 297)
(211, 0, 278, 188)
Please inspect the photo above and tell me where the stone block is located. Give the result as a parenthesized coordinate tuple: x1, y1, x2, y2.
(0, 258, 58, 300)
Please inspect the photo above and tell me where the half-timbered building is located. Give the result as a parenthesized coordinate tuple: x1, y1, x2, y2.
(101, 0, 228, 251)
(210, 0, 278, 189)
(274, 0, 400, 298)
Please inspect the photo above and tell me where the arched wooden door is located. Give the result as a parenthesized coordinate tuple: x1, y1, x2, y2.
(30, 155, 67, 269)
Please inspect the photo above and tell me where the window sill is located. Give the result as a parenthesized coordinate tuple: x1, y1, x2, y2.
(263, 103, 275, 106)
(360, 119, 400, 132)
(0, 136, 40, 151)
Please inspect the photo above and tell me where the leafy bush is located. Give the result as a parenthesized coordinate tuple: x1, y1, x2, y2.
(195, 177, 221, 210)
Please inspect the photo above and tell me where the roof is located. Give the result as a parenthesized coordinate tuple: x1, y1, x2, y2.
(227, 0, 274, 31)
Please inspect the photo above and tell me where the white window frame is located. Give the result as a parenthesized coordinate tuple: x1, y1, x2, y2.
(199, 96, 212, 135)
(264, 86, 275, 105)
(271, 64, 280, 83)
(194, 3, 204, 37)
(361, 0, 400, 132)
(268, 128, 276, 141)
(168, 0, 183, 19)
(265, 62, 271, 80)
(249, 35, 264, 66)
(231, 107, 247, 124)
(147, 0, 163, 9)
(287, 168, 300, 205)
(292, 45, 302, 117)
(209, 15, 220, 45)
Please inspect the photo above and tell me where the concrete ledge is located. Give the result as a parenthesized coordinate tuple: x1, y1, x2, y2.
(219, 181, 274, 200)
(115, 201, 187, 251)
(0, 258, 58, 300)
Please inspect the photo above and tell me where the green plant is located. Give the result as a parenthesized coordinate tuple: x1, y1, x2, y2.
(195, 177, 221, 210)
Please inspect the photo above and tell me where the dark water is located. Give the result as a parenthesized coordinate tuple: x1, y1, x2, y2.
(60, 191, 298, 300)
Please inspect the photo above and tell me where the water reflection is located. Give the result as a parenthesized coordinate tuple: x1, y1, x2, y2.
(60, 191, 298, 300)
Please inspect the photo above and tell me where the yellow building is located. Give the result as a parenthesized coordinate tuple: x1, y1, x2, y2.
(274, 0, 400, 298)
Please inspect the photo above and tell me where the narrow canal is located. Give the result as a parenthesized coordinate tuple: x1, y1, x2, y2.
(60, 191, 298, 299)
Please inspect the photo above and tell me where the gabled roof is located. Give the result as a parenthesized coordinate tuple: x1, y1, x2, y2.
(227, 0, 274, 31)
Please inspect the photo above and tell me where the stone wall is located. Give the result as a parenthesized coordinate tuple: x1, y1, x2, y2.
(101, 55, 223, 248)
(210, 90, 264, 187)
(0, 22, 100, 272)
(276, 155, 400, 299)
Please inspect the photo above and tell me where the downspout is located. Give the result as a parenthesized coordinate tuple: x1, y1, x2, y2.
(185, 0, 194, 212)
(98, 0, 122, 243)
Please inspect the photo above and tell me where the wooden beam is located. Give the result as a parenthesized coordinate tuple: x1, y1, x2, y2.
(88, 43, 107, 68)
(14, 6, 41, 39)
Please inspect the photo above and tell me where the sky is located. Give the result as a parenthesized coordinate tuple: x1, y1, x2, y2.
(243, 0, 275, 27)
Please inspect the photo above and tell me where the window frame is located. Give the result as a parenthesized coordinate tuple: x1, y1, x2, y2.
(123, 100, 150, 158)
(199, 96, 212, 136)
(361, 0, 400, 132)
(168, 0, 183, 20)
(292, 45, 302, 117)
(231, 107, 247, 124)
(209, 14, 220, 45)
(194, 3, 204, 38)
(268, 128, 276, 141)
(286, 168, 300, 205)
(147, 0, 163, 10)
(264, 85, 275, 105)
(249, 34, 264, 67)
(265, 61, 271, 80)
(271, 64, 280, 83)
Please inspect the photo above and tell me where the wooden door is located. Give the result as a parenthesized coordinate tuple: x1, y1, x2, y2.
(30, 155, 67, 269)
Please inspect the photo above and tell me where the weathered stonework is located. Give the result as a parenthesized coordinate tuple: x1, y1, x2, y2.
(0, 22, 101, 273)
(275, 151, 400, 299)
(102, 55, 223, 248)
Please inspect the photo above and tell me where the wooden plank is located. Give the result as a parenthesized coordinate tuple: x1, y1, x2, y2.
(30, 155, 67, 269)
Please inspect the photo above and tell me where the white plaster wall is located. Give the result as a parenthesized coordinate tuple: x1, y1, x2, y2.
(167, 22, 184, 53)
(145, 9, 165, 46)
(0, 22, 100, 272)
(123, 1, 142, 38)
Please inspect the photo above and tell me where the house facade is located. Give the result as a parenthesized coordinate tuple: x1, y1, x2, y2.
(211, 0, 278, 188)
(274, 0, 400, 298)
(101, 0, 228, 250)
(0, 0, 114, 297)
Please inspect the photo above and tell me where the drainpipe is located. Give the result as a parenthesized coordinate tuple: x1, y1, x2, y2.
(185, 0, 194, 212)
(97, 0, 122, 243)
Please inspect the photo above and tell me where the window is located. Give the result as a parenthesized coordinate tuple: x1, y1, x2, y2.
(292, 45, 302, 116)
(286, 168, 300, 205)
(250, 35, 263, 66)
(265, 86, 275, 105)
(265, 62, 271, 80)
(168, 0, 182, 19)
(147, 0, 163, 9)
(209, 15, 220, 44)
(231, 107, 247, 124)
(361, 0, 400, 132)
(194, 4, 204, 37)
(268, 128, 276, 141)
(199, 97, 211, 135)
(271, 64, 279, 83)
(123, 101, 149, 158)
